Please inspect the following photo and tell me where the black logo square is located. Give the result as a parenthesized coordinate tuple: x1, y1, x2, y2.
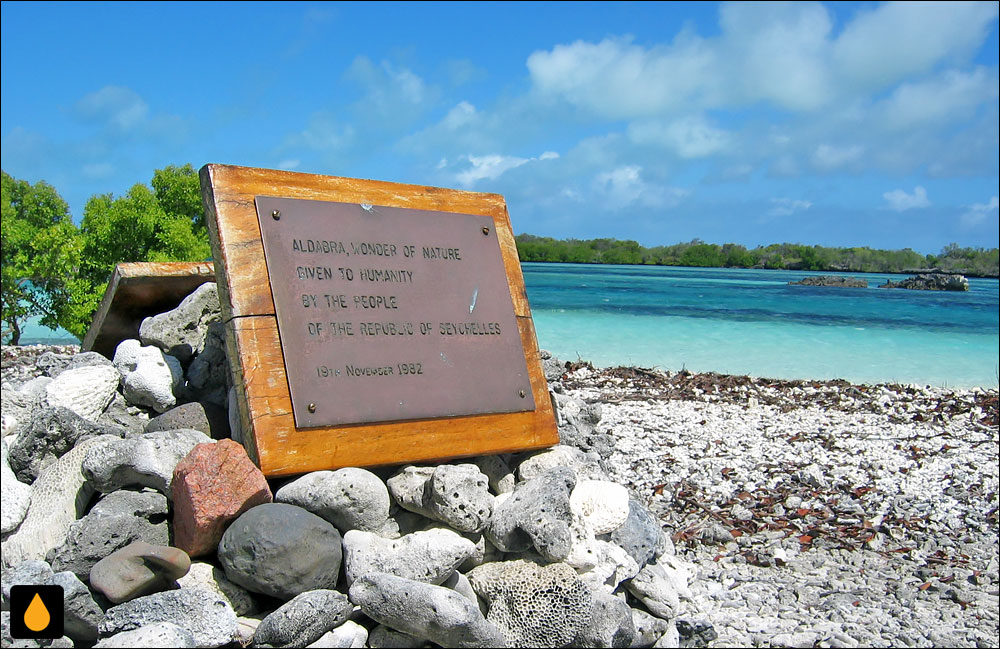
(9, 585, 64, 639)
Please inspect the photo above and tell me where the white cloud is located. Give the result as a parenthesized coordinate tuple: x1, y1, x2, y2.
(278, 159, 300, 170)
(451, 151, 560, 187)
(883, 186, 931, 211)
(442, 101, 477, 129)
(960, 195, 999, 227)
(878, 67, 999, 129)
(833, 1, 999, 90)
(719, 1, 835, 111)
(526, 35, 717, 119)
(812, 144, 864, 171)
(75, 86, 149, 131)
(345, 57, 434, 126)
(455, 154, 530, 186)
(524, 2, 998, 120)
(768, 198, 813, 217)
(593, 165, 689, 209)
(627, 115, 730, 158)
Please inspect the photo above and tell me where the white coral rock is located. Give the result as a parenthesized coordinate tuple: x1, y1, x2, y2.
(1, 438, 31, 534)
(2, 435, 118, 567)
(570, 479, 630, 534)
(113, 339, 182, 413)
(45, 365, 120, 422)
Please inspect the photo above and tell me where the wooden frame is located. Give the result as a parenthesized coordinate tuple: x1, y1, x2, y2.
(82, 262, 216, 359)
(200, 164, 557, 477)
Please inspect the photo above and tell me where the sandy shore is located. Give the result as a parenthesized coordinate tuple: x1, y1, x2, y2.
(557, 362, 999, 647)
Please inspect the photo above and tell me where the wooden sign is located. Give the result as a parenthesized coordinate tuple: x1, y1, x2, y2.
(200, 164, 557, 477)
(82, 262, 216, 359)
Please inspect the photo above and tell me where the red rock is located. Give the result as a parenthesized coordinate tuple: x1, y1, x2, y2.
(171, 439, 272, 557)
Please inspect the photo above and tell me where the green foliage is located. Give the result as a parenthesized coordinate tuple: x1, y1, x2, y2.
(514, 234, 1000, 277)
(1, 165, 211, 342)
(1, 171, 81, 344)
(66, 169, 211, 338)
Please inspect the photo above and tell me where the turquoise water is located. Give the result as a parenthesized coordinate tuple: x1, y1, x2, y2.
(15, 263, 999, 388)
(14, 320, 79, 345)
(523, 263, 1000, 389)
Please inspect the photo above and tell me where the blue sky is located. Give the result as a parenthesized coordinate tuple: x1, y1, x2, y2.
(2, 1, 998, 254)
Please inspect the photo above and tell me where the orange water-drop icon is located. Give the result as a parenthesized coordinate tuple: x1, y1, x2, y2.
(24, 592, 51, 632)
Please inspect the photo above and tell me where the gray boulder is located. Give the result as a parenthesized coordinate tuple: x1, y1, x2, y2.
(9, 406, 125, 482)
(218, 503, 343, 600)
(48, 570, 103, 645)
(183, 320, 229, 408)
(94, 621, 197, 648)
(387, 464, 494, 533)
(551, 393, 611, 459)
(367, 625, 428, 648)
(604, 498, 666, 568)
(1, 560, 54, 609)
(48, 492, 170, 578)
(144, 401, 230, 440)
(625, 561, 680, 620)
(82, 428, 212, 496)
(113, 340, 183, 413)
(426, 464, 495, 533)
(97, 392, 149, 435)
(342, 528, 477, 586)
(573, 590, 635, 648)
(471, 455, 515, 494)
(139, 282, 221, 364)
(630, 608, 671, 647)
(485, 466, 576, 561)
(1, 385, 41, 438)
(37, 351, 113, 378)
(516, 445, 606, 482)
(1, 611, 72, 647)
(349, 573, 505, 648)
(99, 588, 236, 647)
(251, 589, 352, 648)
(275, 468, 390, 533)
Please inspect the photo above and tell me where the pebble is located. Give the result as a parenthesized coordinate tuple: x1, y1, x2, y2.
(89, 541, 191, 603)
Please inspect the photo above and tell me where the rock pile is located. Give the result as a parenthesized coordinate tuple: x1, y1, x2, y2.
(1, 284, 701, 647)
(879, 273, 970, 291)
(788, 275, 868, 288)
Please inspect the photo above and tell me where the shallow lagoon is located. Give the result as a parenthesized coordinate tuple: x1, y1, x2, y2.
(14, 263, 999, 389)
(524, 263, 1000, 389)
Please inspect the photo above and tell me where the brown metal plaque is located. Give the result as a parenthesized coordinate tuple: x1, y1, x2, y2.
(255, 196, 535, 428)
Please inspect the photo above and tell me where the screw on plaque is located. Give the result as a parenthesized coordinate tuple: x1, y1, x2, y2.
(482, 226, 490, 236)
(519, 389, 526, 398)
(272, 210, 281, 220)
(307, 403, 316, 413)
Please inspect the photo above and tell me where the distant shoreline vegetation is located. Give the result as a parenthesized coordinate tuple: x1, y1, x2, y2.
(515, 235, 1000, 278)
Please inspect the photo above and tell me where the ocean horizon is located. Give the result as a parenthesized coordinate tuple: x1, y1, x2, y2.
(11, 263, 1000, 390)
